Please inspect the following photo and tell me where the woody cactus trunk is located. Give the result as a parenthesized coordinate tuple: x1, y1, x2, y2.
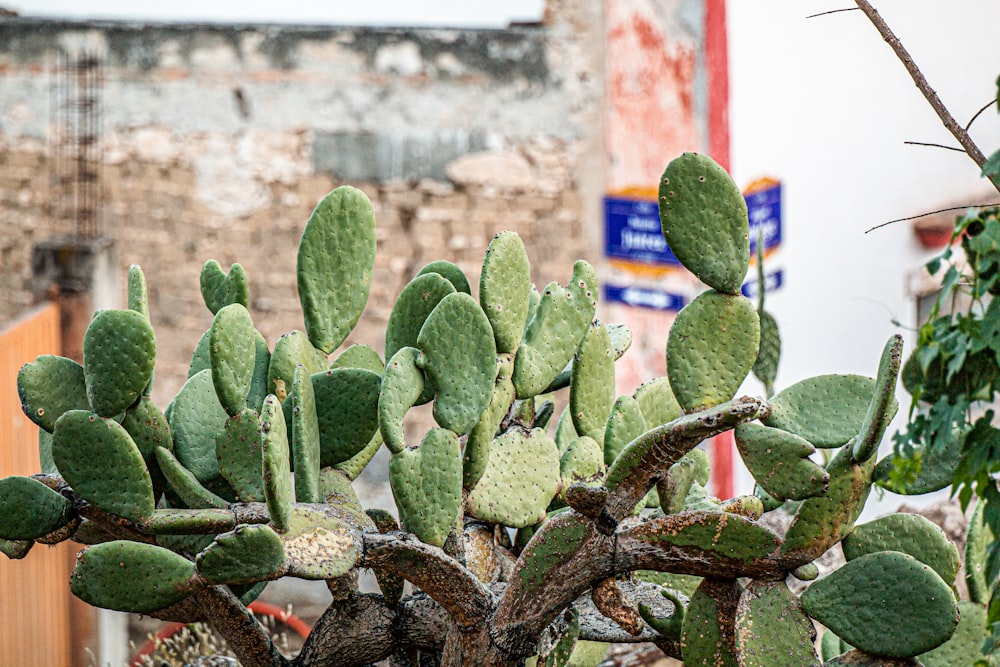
(1, 153, 966, 667)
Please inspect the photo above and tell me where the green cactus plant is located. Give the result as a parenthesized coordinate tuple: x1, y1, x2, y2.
(0, 154, 966, 667)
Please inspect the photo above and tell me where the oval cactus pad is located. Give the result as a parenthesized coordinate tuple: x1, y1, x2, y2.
(72, 540, 198, 613)
(667, 291, 760, 413)
(659, 152, 749, 294)
(417, 292, 497, 436)
(297, 186, 377, 354)
(480, 231, 532, 354)
(17, 354, 90, 433)
(800, 550, 958, 658)
(389, 428, 462, 547)
(764, 374, 875, 448)
(83, 309, 156, 418)
(53, 410, 155, 523)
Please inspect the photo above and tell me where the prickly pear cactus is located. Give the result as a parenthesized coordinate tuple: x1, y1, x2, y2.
(0, 155, 964, 667)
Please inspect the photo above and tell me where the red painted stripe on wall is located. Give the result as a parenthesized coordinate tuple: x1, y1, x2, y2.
(706, 0, 734, 499)
(705, 0, 730, 172)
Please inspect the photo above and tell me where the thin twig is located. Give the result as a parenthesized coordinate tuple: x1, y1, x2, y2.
(965, 97, 997, 132)
(805, 8, 859, 19)
(852, 0, 1000, 193)
(904, 141, 965, 153)
(865, 203, 1000, 233)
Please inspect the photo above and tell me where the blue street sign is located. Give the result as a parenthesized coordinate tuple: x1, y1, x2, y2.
(746, 183, 782, 255)
(741, 269, 784, 298)
(604, 197, 680, 265)
(604, 284, 685, 312)
(604, 183, 782, 266)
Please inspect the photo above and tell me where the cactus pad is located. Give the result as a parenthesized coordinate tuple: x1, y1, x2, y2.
(312, 368, 381, 467)
(290, 365, 321, 502)
(919, 600, 986, 667)
(603, 395, 647, 467)
(558, 436, 605, 494)
(666, 291, 760, 413)
(734, 422, 829, 500)
(71, 540, 198, 613)
(658, 152, 749, 294)
(632, 377, 682, 429)
(0, 476, 73, 540)
(170, 369, 229, 484)
(389, 428, 462, 547)
(752, 309, 781, 392)
(267, 330, 328, 400)
(209, 303, 256, 416)
(629, 510, 781, 563)
(965, 498, 994, 604)
(851, 335, 902, 463)
(200, 260, 249, 315)
(385, 272, 456, 366)
(480, 231, 532, 354)
(17, 355, 90, 433)
(417, 292, 497, 435)
(734, 580, 819, 667)
(261, 395, 292, 531)
(466, 427, 561, 528)
(570, 321, 615, 447)
(873, 434, 961, 495)
(379, 347, 425, 455)
(196, 523, 286, 585)
(781, 445, 876, 561)
(52, 410, 155, 523)
(330, 343, 384, 373)
(513, 260, 598, 398)
(280, 505, 363, 580)
(215, 408, 265, 502)
(155, 446, 229, 509)
(297, 186, 376, 354)
(842, 513, 959, 585)
(680, 578, 741, 667)
(764, 374, 875, 448)
(464, 354, 515, 489)
(83, 309, 156, 417)
(800, 550, 958, 657)
(415, 259, 471, 295)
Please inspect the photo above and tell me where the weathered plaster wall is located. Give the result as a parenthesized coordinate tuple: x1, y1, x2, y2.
(0, 11, 604, 406)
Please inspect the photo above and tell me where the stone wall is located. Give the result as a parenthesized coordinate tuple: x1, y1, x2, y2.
(0, 5, 604, 406)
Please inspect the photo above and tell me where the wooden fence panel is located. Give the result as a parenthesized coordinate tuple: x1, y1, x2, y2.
(0, 302, 76, 667)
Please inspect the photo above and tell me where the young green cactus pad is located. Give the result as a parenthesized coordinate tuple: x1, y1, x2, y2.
(918, 600, 987, 666)
(603, 395, 647, 467)
(289, 365, 321, 503)
(463, 355, 515, 489)
(734, 580, 819, 667)
(480, 231, 532, 354)
(52, 410, 155, 523)
(169, 369, 230, 483)
(851, 334, 902, 463)
(800, 550, 959, 657)
(71, 540, 199, 613)
(261, 394, 292, 531)
(215, 408, 265, 502)
(209, 303, 256, 416)
(734, 422, 829, 501)
(297, 186, 377, 354)
(196, 524, 286, 585)
(658, 152, 750, 295)
(83, 308, 156, 417)
(155, 446, 229, 509)
(570, 321, 615, 447)
(385, 272, 456, 372)
(17, 355, 90, 432)
(312, 368, 381, 466)
(200, 260, 250, 315)
(841, 513, 959, 585)
(666, 290, 760, 413)
(417, 292, 498, 435)
(0, 476, 72, 540)
(513, 260, 598, 398)
(389, 428, 462, 547)
(416, 259, 472, 295)
(466, 427, 561, 528)
(267, 330, 328, 399)
(763, 374, 875, 448)
(330, 343, 384, 373)
(632, 376, 682, 429)
(965, 498, 995, 605)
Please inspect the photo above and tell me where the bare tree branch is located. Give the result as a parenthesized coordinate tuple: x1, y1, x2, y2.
(865, 202, 1000, 233)
(904, 141, 964, 153)
(852, 0, 1000, 193)
(805, 8, 859, 19)
(965, 97, 997, 132)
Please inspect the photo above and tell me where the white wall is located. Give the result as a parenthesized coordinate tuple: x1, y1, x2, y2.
(728, 1, 1000, 507)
